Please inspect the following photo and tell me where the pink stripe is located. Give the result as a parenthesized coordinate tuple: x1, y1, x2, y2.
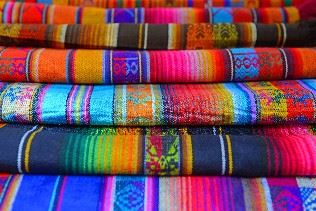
(145, 177, 153, 210)
(66, 85, 79, 124)
(103, 176, 115, 211)
(82, 86, 93, 124)
(5, 2, 14, 23)
(56, 176, 68, 211)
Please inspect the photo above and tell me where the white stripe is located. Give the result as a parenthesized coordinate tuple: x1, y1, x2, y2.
(32, 48, 45, 82)
(279, 48, 288, 79)
(112, 24, 119, 47)
(110, 50, 113, 83)
(17, 125, 38, 173)
(138, 51, 142, 83)
(280, 23, 287, 47)
(261, 178, 273, 211)
(213, 126, 216, 135)
(111, 9, 114, 23)
(167, 24, 173, 50)
(226, 49, 234, 81)
(25, 49, 35, 82)
(146, 51, 150, 82)
(135, 8, 138, 23)
(59, 24, 67, 43)
(208, 8, 213, 23)
(143, 24, 148, 49)
(18, 3, 25, 23)
(251, 9, 257, 22)
(122, 85, 127, 124)
(219, 135, 226, 175)
(150, 85, 156, 122)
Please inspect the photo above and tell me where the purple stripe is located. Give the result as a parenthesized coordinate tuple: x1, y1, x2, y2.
(82, 86, 93, 124)
(66, 85, 79, 124)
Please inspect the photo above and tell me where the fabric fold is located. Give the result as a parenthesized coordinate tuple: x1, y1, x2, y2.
(0, 80, 316, 126)
(1, 21, 315, 49)
(0, 2, 302, 24)
(0, 0, 304, 8)
(0, 123, 315, 176)
(0, 174, 315, 210)
(0, 47, 316, 84)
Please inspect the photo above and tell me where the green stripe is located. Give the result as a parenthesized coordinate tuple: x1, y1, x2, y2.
(106, 135, 114, 173)
(71, 135, 80, 174)
(64, 135, 74, 173)
(87, 136, 95, 173)
(91, 136, 98, 174)
(99, 136, 106, 173)
(83, 136, 91, 174)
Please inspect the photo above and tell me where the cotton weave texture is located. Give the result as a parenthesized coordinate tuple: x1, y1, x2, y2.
(0, 2, 301, 24)
(0, 0, 316, 210)
(0, 47, 315, 84)
(0, 123, 315, 176)
(1, 0, 304, 8)
(1, 21, 315, 49)
(1, 174, 316, 211)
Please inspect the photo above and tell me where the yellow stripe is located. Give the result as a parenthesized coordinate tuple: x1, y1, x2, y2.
(182, 134, 193, 175)
(138, 24, 143, 49)
(226, 135, 233, 175)
(24, 126, 44, 173)
(275, 23, 281, 47)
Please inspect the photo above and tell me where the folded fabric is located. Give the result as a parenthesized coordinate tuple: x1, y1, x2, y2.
(0, 123, 315, 176)
(0, 80, 316, 126)
(0, 174, 315, 210)
(0, 47, 315, 84)
(0, 0, 304, 8)
(1, 22, 315, 49)
(0, 2, 303, 24)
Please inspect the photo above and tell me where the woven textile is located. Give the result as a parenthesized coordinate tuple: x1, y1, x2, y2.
(0, 47, 316, 84)
(0, 80, 316, 126)
(0, 123, 315, 176)
(0, 2, 301, 24)
(1, 174, 316, 210)
(1, 0, 304, 8)
(1, 22, 315, 49)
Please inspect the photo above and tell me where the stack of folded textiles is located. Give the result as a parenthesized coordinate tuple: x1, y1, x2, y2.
(0, 0, 316, 210)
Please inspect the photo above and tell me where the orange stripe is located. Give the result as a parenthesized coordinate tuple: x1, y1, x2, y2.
(24, 126, 44, 173)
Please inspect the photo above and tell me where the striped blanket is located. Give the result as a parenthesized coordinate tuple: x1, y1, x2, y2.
(0, 123, 315, 176)
(0, 80, 316, 126)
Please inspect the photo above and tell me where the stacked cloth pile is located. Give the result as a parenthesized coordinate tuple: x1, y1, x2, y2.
(0, 0, 316, 210)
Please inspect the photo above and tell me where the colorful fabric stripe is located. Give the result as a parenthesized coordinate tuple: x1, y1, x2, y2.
(0, 22, 315, 49)
(0, 123, 315, 176)
(0, 47, 316, 84)
(0, 0, 305, 8)
(0, 80, 316, 126)
(0, 174, 316, 210)
(0, 2, 302, 24)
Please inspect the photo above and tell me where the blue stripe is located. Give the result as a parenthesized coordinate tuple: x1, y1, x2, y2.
(102, 50, 111, 84)
(12, 175, 57, 211)
(60, 176, 103, 211)
(224, 83, 251, 124)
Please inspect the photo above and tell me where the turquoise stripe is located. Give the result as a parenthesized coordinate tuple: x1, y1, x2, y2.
(89, 85, 115, 125)
(48, 176, 61, 211)
(224, 83, 251, 124)
(41, 84, 72, 124)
